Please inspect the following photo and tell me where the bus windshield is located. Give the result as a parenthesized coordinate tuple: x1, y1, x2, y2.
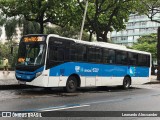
(17, 42, 46, 66)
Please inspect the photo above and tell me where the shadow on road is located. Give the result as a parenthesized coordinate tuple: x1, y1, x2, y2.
(0, 85, 140, 97)
(0, 84, 142, 99)
(0, 85, 36, 90)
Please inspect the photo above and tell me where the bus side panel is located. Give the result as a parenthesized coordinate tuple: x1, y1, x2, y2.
(47, 62, 150, 87)
(80, 76, 86, 87)
(101, 77, 124, 86)
(47, 76, 86, 87)
(85, 77, 96, 86)
(131, 77, 150, 85)
(134, 67, 150, 77)
(26, 76, 49, 87)
(47, 62, 128, 87)
(48, 76, 60, 87)
(131, 67, 150, 85)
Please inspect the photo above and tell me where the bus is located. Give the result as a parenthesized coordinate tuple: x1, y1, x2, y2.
(15, 34, 151, 92)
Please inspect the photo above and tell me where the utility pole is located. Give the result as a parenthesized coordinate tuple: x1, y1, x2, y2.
(79, 0, 88, 40)
(157, 27, 160, 80)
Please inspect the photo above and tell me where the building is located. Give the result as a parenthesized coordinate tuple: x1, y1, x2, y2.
(111, 13, 160, 46)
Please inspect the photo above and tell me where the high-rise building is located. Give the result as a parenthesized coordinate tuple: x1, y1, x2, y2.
(111, 13, 160, 46)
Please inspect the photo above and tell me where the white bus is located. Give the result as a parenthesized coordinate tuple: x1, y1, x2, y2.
(15, 34, 151, 92)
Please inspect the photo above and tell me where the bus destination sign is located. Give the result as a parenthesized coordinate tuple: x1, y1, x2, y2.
(23, 36, 45, 42)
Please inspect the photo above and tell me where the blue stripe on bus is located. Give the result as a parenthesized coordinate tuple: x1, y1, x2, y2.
(49, 62, 149, 77)
(15, 66, 44, 81)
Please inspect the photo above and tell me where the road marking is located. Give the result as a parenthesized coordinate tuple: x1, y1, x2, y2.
(25, 97, 132, 112)
(25, 94, 158, 112)
(25, 104, 90, 112)
(39, 104, 90, 112)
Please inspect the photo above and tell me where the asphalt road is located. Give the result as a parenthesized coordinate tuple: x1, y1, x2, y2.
(0, 84, 160, 120)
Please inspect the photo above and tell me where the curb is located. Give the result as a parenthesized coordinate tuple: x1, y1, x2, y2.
(145, 81, 160, 84)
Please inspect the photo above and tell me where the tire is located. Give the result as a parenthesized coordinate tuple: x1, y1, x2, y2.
(123, 76, 131, 89)
(65, 76, 77, 93)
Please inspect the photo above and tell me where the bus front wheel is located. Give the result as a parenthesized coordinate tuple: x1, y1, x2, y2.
(65, 76, 77, 93)
(123, 76, 131, 89)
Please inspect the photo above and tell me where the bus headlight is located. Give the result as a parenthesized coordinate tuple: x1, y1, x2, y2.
(36, 72, 42, 77)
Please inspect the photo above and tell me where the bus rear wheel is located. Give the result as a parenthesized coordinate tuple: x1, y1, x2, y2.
(123, 76, 131, 89)
(65, 76, 77, 93)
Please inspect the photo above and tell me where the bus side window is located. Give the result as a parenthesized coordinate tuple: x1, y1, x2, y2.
(138, 54, 148, 67)
(128, 52, 137, 66)
(49, 45, 64, 62)
(108, 50, 115, 64)
(88, 47, 95, 63)
(49, 46, 56, 61)
(57, 47, 64, 61)
(116, 51, 127, 65)
(103, 49, 109, 63)
(70, 44, 77, 61)
(95, 48, 102, 63)
(83, 46, 87, 61)
(65, 46, 70, 61)
(77, 44, 86, 62)
(103, 49, 115, 64)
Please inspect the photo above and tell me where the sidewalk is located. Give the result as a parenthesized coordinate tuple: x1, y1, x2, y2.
(148, 75, 160, 84)
(0, 71, 18, 85)
(0, 71, 160, 85)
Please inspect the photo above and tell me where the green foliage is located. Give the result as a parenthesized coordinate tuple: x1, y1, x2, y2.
(0, 0, 73, 34)
(44, 26, 91, 41)
(0, 0, 139, 42)
(131, 34, 157, 61)
(21, 18, 40, 35)
(137, 33, 157, 44)
(5, 17, 18, 40)
(0, 12, 6, 26)
(77, 0, 138, 42)
(136, 0, 160, 23)
(0, 12, 18, 41)
(0, 41, 18, 68)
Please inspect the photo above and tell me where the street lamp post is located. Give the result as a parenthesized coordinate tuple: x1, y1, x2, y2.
(79, 0, 88, 40)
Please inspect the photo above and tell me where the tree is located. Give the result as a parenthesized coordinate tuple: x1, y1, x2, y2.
(0, 12, 6, 26)
(0, 0, 71, 34)
(136, 0, 160, 23)
(44, 25, 91, 41)
(77, 0, 138, 42)
(5, 18, 17, 40)
(0, 0, 139, 41)
(19, 18, 40, 35)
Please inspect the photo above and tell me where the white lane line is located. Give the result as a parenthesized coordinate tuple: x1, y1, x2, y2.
(38, 104, 90, 112)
